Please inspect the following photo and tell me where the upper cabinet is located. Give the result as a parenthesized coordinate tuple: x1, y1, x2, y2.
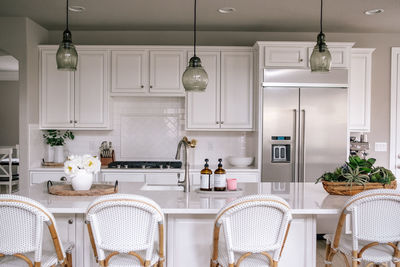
(186, 49, 253, 131)
(259, 42, 354, 69)
(40, 47, 110, 130)
(111, 49, 186, 96)
(349, 48, 375, 132)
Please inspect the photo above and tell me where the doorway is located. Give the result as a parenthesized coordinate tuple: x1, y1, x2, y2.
(390, 47, 400, 178)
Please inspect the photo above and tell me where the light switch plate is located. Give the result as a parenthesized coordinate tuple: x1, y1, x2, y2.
(375, 142, 387, 152)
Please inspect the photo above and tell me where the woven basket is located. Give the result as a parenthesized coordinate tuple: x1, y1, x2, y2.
(322, 180, 397, 196)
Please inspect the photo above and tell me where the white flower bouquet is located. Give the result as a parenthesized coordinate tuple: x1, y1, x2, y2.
(64, 154, 101, 177)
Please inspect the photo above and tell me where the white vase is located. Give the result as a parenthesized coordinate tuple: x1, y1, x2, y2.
(54, 146, 65, 163)
(71, 170, 93, 191)
(45, 145, 55, 162)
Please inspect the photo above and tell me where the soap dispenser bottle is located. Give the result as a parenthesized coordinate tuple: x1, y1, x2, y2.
(200, 159, 212, 191)
(214, 158, 226, 191)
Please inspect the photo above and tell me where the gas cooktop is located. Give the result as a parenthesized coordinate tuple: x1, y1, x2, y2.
(108, 161, 182, 169)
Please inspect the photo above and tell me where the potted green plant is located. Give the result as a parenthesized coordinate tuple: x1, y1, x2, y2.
(316, 156, 397, 195)
(43, 130, 74, 163)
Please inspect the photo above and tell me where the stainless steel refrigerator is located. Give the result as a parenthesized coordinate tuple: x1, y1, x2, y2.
(262, 69, 348, 182)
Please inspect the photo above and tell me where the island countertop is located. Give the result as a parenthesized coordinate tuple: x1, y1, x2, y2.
(20, 182, 349, 215)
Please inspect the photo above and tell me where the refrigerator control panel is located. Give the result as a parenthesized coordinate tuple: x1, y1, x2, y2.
(271, 136, 291, 141)
(271, 144, 291, 163)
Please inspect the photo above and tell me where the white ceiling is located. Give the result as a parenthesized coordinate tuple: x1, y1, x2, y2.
(0, 0, 399, 33)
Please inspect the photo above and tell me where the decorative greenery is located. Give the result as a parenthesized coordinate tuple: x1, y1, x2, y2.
(43, 130, 74, 147)
(316, 155, 396, 186)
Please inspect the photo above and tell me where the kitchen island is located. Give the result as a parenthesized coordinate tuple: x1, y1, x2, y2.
(19, 182, 348, 267)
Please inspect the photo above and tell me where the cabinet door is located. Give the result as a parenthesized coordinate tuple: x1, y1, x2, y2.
(52, 214, 76, 266)
(307, 46, 350, 68)
(74, 50, 109, 128)
(220, 51, 253, 129)
(186, 51, 220, 129)
(40, 50, 74, 128)
(264, 46, 307, 67)
(111, 50, 148, 94)
(349, 49, 374, 132)
(149, 50, 185, 94)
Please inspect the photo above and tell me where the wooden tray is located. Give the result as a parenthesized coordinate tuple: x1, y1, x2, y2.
(322, 180, 397, 196)
(42, 161, 64, 167)
(47, 181, 118, 196)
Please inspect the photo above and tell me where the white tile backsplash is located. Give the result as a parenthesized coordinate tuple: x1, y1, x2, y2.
(30, 97, 256, 167)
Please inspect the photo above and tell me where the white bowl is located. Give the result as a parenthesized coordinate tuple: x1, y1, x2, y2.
(228, 156, 254, 167)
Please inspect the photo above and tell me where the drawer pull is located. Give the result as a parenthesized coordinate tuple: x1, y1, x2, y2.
(68, 219, 74, 224)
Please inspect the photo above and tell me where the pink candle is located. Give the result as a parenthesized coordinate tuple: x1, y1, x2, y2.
(227, 178, 237, 191)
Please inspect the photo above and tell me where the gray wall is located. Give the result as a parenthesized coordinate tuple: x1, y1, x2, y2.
(0, 81, 19, 145)
(48, 30, 399, 167)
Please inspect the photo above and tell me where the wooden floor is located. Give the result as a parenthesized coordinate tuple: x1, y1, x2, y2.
(317, 240, 349, 267)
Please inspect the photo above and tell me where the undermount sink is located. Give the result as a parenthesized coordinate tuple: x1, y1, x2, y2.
(140, 184, 184, 191)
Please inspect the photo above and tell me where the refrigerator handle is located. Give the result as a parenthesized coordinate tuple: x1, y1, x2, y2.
(301, 109, 306, 182)
(293, 109, 298, 182)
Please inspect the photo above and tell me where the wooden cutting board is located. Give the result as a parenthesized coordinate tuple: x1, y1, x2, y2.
(48, 183, 118, 196)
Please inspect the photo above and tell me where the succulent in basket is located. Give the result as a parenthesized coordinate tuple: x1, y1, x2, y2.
(316, 155, 396, 186)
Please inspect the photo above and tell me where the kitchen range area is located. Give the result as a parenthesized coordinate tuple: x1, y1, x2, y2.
(1, 0, 400, 266)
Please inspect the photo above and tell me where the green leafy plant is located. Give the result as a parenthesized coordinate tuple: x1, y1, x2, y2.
(43, 130, 74, 146)
(316, 155, 396, 185)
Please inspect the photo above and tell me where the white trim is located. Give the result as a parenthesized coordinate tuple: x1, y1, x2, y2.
(390, 48, 400, 175)
(262, 82, 348, 88)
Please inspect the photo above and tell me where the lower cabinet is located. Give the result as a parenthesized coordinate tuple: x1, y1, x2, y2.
(30, 171, 99, 184)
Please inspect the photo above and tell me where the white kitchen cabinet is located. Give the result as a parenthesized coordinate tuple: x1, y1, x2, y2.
(39, 47, 110, 130)
(264, 45, 308, 67)
(52, 214, 76, 266)
(74, 50, 109, 128)
(186, 51, 221, 129)
(186, 49, 254, 130)
(102, 172, 145, 183)
(40, 50, 74, 128)
(149, 50, 185, 94)
(220, 51, 253, 129)
(111, 50, 148, 94)
(30, 170, 99, 185)
(349, 48, 374, 132)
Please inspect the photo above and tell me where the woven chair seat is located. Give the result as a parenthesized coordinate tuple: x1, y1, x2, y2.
(214, 242, 273, 267)
(0, 249, 60, 267)
(325, 234, 396, 264)
(104, 248, 160, 267)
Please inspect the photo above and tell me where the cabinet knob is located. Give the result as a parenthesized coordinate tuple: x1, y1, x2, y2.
(68, 219, 74, 224)
(74, 120, 77, 123)
(220, 121, 224, 124)
(216, 121, 219, 124)
(299, 58, 303, 62)
(60, 176, 67, 182)
(70, 120, 73, 123)
(150, 85, 153, 89)
(141, 85, 144, 88)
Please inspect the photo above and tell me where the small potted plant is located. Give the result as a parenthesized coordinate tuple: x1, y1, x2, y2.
(316, 156, 397, 195)
(43, 130, 74, 163)
(64, 155, 101, 191)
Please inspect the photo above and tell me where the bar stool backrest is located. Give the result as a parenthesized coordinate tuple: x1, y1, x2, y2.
(215, 195, 292, 262)
(0, 194, 66, 263)
(342, 189, 400, 245)
(86, 194, 164, 262)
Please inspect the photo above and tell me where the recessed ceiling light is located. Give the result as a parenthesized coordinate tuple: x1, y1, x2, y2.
(69, 5, 86, 12)
(364, 8, 384, 15)
(218, 7, 236, 14)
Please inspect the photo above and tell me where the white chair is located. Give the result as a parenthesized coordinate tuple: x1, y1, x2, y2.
(210, 195, 292, 267)
(0, 147, 19, 193)
(86, 194, 165, 267)
(0, 194, 73, 267)
(324, 189, 400, 267)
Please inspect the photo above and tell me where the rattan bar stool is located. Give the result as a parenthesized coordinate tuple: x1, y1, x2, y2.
(85, 194, 165, 267)
(0, 194, 73, 267)
(324, 189, 400, 267)
(210, 195, 292, 267)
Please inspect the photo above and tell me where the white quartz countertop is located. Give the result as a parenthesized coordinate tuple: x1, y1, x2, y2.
(20, 182, 349, 215)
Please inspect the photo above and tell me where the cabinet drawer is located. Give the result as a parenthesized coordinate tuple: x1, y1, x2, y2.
(307, 46, 349, 68)
(102, 173, 145, 182)
(30, 172, 67, 184)
(146, 173, 180, 185)
(264, 46, 307, 67)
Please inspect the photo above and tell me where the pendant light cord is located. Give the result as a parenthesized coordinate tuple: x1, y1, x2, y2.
(320, 0, 323, 34)
(194, 0, 197, 57)
(66, 0, 69, 30)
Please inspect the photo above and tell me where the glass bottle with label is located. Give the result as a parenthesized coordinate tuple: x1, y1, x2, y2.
(200, 159, 212, 191)
(214, 158, 226, 191)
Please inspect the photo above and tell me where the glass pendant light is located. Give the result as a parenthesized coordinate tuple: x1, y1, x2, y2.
(56, 0, 78, 71)
(182, 0, 208, 92)
(310, 0, 331, 72)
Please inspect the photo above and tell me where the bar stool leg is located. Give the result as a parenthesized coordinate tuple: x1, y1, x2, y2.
(352, 251, 358, 267)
